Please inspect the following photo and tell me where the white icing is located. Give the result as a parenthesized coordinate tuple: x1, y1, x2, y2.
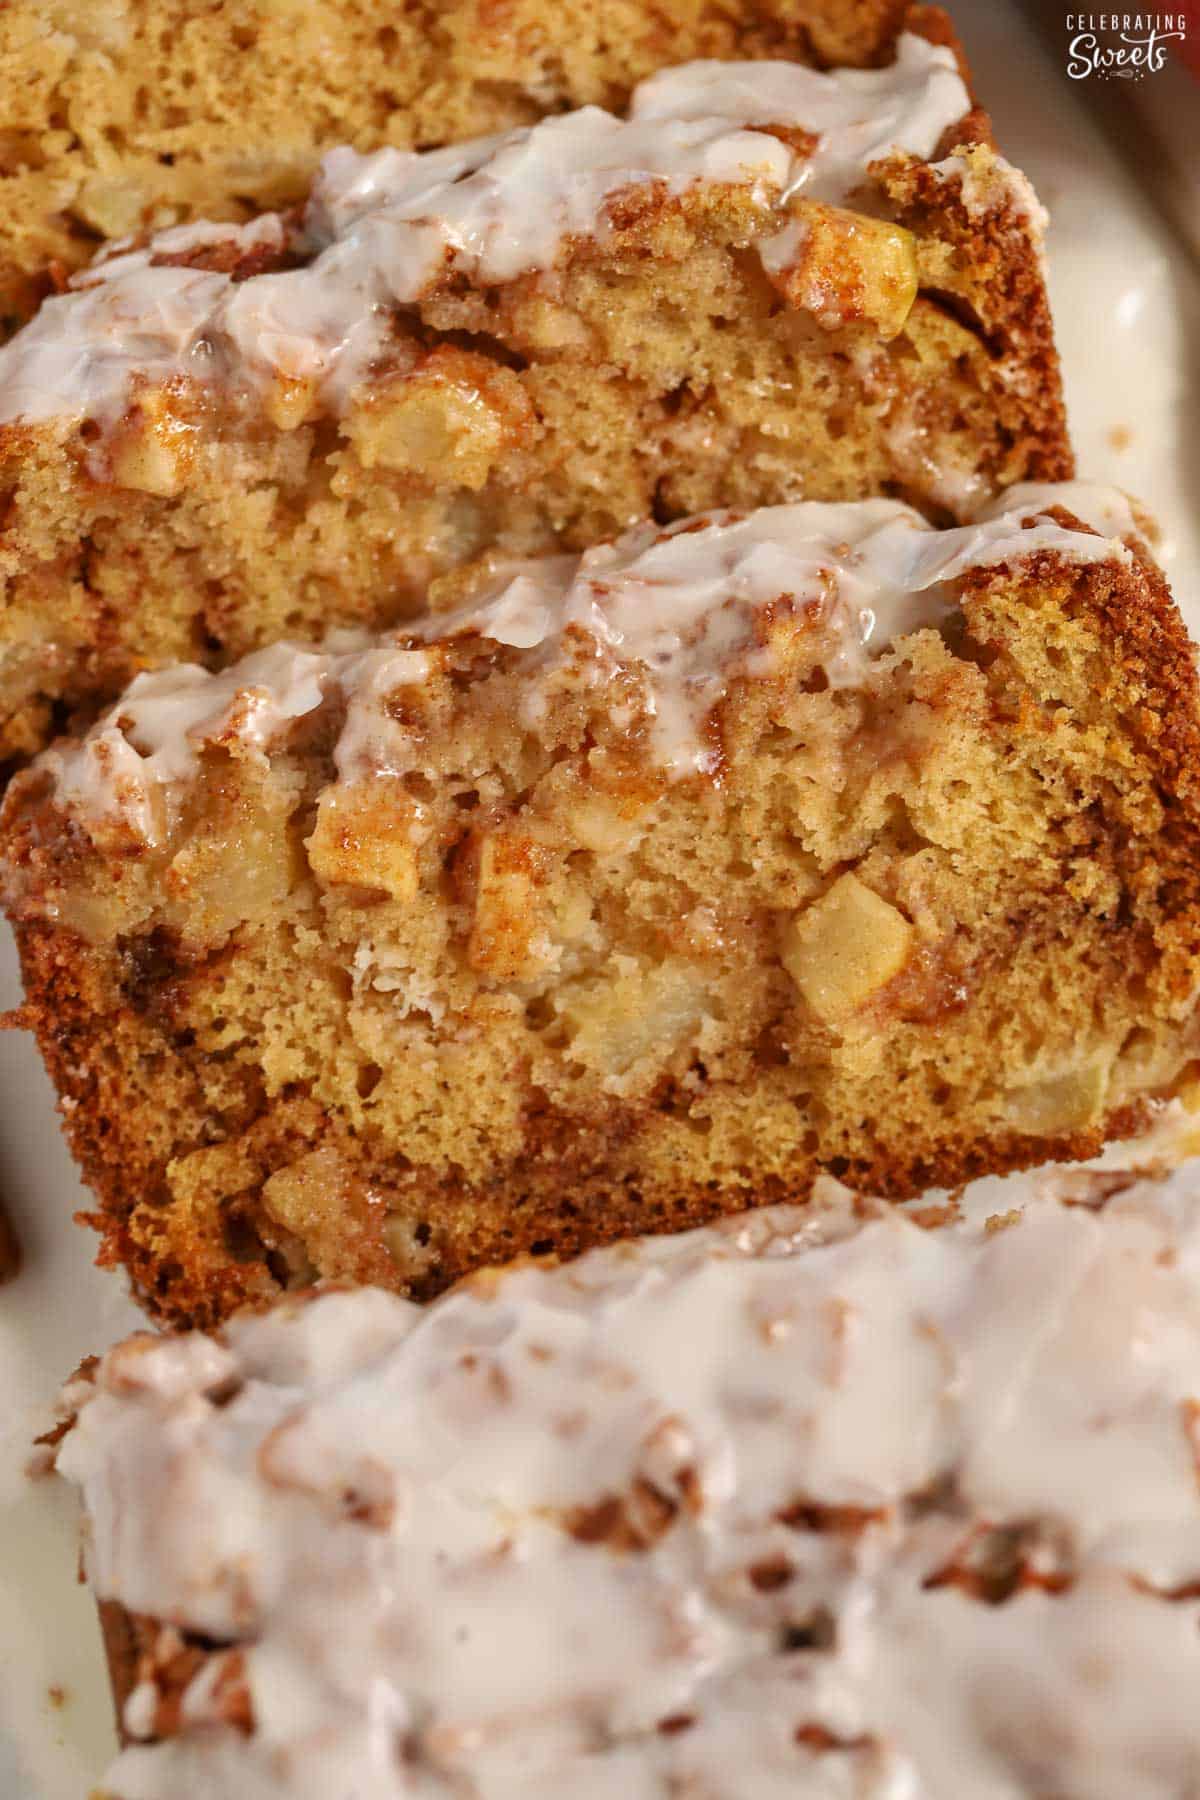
(630, 38, 969, 203)
(426, 498, 1125, 775)
(976, 479, 1150, 546)
(93, 214, 290, 270)
(58, 1180, 1200, 1799)
(331, 647, 437, 784)
(0, 36, 970, 428)
(43, 646, 335, 847)
(121, 1682, 159, 1745)
(25, 491, 1132, 843)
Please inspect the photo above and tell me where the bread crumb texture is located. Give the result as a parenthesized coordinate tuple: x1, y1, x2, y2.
(3, 499, 1198, 1326)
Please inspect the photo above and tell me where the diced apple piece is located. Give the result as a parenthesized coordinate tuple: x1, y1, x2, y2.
(552, 884, 594, 944)
(352, 380, 499, 485)
(568, 793, 648, 856)
(383, 1213, 439, 1272)
(306, 781, 420, 901)
(469, 832, 554, 980)
(510, 294, 592, 352)
(556, 957, 711, 1081)
(764, 202, 918, 340)
(76, 173, 150, 240)
(165, 803, 296, 940)
(262, 373, 319, 431)
(262, 1146, 394, 1286)
(1004, 1062, 1110, 1134)
(347, 348, 529, 490)
(783, 873, 914, 1021)
(108, 395, 196, 496)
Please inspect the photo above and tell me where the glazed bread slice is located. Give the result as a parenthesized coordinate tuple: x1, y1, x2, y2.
(2, 484, 1198, 1326)
(0, 21, 1070, 762)
(58, 1180, 1200, 1797)
(0, 0, 912, 332)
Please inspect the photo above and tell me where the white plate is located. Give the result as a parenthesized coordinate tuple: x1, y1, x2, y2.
(1, 3, 1197, 1791)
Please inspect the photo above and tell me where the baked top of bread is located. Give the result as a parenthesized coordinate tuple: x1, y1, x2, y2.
(4, 484, 1198, 1326)
(0, 0, 915, 332)
(30, 487, 1127, 835)
(0, 34, 983, 431)
(58, 1176, 1200, 1797)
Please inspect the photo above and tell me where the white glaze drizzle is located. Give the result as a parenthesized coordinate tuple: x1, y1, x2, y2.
(57, 1178, 1200, 1799)
(21, 491, 1131, 846)
(629, 41, 970, 201)
(0, 36, 970, 428)
(425, 497, 1124, 775)
(976, 479, 1151, 546)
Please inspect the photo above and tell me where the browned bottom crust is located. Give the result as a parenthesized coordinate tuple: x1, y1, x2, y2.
(10, 918, 1161, 1329)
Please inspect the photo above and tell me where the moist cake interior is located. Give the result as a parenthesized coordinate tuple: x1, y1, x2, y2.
(2, 490, 1198, 1324)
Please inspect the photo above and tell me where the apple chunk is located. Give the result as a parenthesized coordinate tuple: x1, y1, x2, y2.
(783, 872, 914, 1021)
(764, 202, 919, 340)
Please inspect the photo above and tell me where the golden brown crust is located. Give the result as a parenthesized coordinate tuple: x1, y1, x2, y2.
(882, 155, 1071, 493)
(1023, 509, 1200, 810)
(5, 523, 1200, 1331)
